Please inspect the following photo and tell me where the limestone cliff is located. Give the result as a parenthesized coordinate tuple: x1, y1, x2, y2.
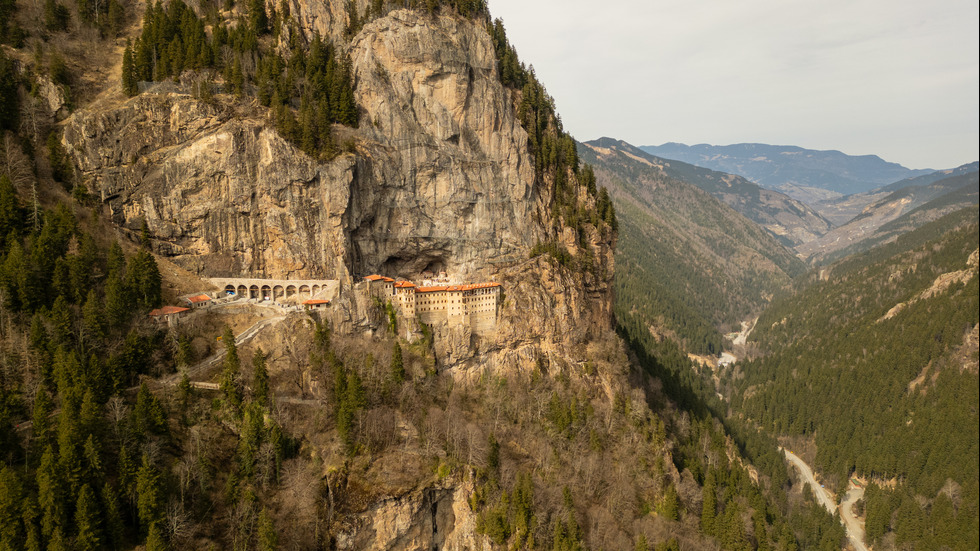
(60, 4, 616, 546)
(64, 4, 612, 346)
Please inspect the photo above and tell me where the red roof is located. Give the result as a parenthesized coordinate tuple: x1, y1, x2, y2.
(416, 282, 500, 293)
(186, 294, 212, 303)
(302, 299, 330, 305)
(364, 274, 384, 281)
(416, 285, 448, 293)
(461, 282, 501, 290)
(149, 306, 190, 317)
(394, 281, 416, 288)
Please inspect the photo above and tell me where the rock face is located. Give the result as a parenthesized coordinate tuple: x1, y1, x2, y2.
(62, 5, 612, 348)
(336, 476, 489, 551)
(61, 4, 615, 547)
(64, 9, 541, 285)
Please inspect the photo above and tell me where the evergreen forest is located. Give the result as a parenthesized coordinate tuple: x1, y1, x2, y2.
(726, 207, 980, 550)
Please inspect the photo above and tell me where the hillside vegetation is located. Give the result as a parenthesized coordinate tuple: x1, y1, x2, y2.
(725, 207, 980, 550)
(0, 0, 862, 550)
(579, 140, 804, 355)
(589, 138, 831, 248)
(800, 169, 979, 264)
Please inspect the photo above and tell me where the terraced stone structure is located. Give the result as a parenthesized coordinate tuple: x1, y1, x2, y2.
(209, 277, 339, 302)
(364, 275, 501, 334)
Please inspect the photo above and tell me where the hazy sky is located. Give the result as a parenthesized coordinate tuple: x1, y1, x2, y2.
(485, 0, 979, 170)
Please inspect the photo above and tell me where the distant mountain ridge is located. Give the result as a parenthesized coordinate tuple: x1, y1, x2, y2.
(798, 169, 979, 263)
(640, 142, 934, 197)
(587, 138, 832, 247)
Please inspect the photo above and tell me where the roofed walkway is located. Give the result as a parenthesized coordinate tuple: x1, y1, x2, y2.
(208, 277, 339, 302)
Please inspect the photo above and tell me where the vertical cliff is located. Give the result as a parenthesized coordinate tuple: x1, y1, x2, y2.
(62, 2, 614, 362)
(56, 2, 626, 548)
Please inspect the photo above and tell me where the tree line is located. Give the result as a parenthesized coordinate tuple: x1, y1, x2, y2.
(121, 0, 358, 160)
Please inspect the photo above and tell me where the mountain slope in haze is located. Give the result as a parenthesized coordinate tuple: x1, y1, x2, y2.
(812, 162, 980, 226)
(588, 138, 832, 247)
(880, 161, 980, 193)
(797, 169, 979, 263)
(725, 207, 979, 550)
(578, 140, 805, 355)
(641, 142, 933, 197)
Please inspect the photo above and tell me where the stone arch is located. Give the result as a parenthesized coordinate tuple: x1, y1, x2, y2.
(286, 285, 297, 298)
(299, 285, 311, 297)
(237, 285, 247, 296)
(273, 285, 284, 300)
(261, 285, 272, 300)
(224, 285, 236, 295)
(312, 284, 321, 295)
(249, 285, 259, 299)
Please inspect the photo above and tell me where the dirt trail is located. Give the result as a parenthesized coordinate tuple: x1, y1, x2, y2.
(781, 448, 868, 551)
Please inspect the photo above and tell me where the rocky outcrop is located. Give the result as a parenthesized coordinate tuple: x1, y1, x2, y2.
(62, 6, 612, 356)
(63, 10, 544, 280)
(61, 7, 616, 545)
(336, 475, 489, 551)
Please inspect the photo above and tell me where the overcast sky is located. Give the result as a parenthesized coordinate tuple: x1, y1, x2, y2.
(485, 0, 979, 170)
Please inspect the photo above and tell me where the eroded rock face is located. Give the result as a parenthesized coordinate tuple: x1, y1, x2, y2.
(61, 7, 615, 544)
(64, 9, 540, 284)
(337, 477, 489, 551)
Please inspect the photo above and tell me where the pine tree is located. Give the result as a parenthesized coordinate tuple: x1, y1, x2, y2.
(701, 470, 717, 535)
(253, 348, 270, 407)
(0, 174, 20, 243)
(134, 381, 167, 436)
(258, 507, 278, 550)
(122, 40, 138, 96)
(659, 483, 680, 521)
(74, 483, 103, 551)
(136, 454, 164, 531)
(81, 289, 106, 349)
(0, 466, 25, 550)
(221, 325, 243, 409)
(47, 527, 68, 551)
(248, 0, 268, 34)
(37, 445, 64, 539)
(126, 248, 162, 308)
(31, 389, 53, 447)
(0, 49, 18, 131)
(145, 521, 167, 551)
(101, 483, 125, 550)
(391, 341, 404, 384)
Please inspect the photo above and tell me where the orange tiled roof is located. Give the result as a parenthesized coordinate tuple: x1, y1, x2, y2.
(416, 282, 500, 293)
(186, 294, 212, 303)
(394, 281, 416, 288)
(382, 277, 395, 282)
(302, 299, 330, 305)
(149, 306, 190, 317)
(415, 285, 447, 293)
(364, 274, 384, 281)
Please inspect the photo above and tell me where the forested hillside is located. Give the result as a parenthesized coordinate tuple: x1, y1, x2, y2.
(578, 140, 804, 355)
(588, 138, 832, 248)
(799, 170, 979, 264)
(725, 207, 980, 550)
(0, 0, 862, 549)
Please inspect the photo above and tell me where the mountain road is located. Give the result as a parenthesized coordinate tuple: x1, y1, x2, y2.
(781, 448, 868, 551)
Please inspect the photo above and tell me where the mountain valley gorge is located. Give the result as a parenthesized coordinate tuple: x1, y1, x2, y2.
(0, 0, 976, 550)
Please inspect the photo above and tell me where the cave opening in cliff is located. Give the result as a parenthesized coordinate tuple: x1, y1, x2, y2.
(379, 253, 448, 278)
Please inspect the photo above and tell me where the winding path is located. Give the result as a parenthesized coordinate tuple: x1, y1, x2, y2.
(781, 448, 868, 551)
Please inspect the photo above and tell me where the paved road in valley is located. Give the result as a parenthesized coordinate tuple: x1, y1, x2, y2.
(840, 485, 869, 551)
(781, 448, 868, 551)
